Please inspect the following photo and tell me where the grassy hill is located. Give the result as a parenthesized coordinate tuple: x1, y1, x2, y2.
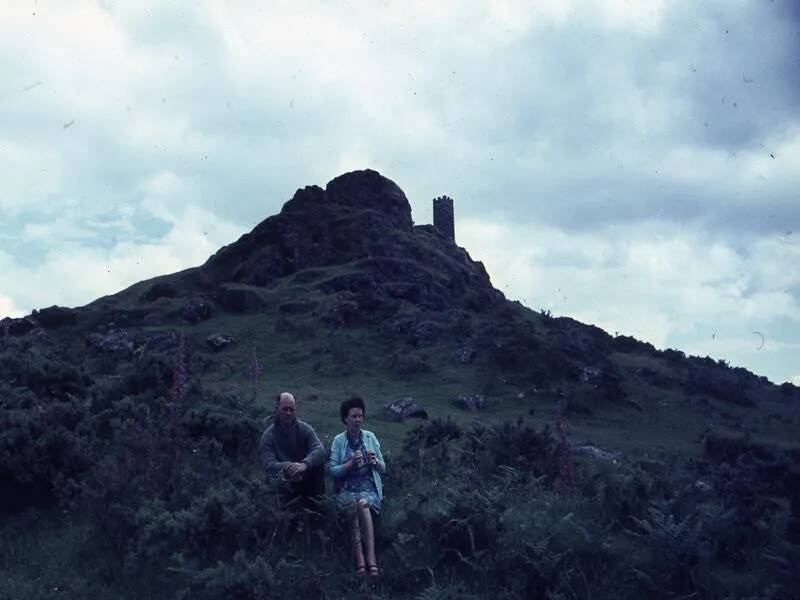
(1, 170, 798, 599)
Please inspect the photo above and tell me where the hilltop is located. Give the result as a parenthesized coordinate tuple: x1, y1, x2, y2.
(1, 169, 799, 599)
(3, 169, 796, 451)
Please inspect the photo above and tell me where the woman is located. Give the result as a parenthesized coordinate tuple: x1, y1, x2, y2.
(329, 396, 386, 576)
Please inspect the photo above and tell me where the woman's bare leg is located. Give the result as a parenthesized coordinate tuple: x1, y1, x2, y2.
(349, 502, 365, 571)
(357, 499, 377, 571)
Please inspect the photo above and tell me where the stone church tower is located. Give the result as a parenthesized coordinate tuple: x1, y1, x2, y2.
(433, 195, 455, 242)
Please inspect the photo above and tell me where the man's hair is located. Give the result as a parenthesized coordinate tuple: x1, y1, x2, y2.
(340, 396, 366, 424)
(276, 392, 294, 405)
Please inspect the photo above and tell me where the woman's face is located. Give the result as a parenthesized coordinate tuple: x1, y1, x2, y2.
(345, 407, 364, 431)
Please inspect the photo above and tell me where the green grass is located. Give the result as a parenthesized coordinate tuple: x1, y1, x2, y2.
(0, 511, 124, 600)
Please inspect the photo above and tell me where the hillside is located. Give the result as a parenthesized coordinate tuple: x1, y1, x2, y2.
(1, 169, 799, 599)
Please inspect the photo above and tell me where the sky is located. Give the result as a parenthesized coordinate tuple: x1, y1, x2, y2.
(1, 0, 798, 384)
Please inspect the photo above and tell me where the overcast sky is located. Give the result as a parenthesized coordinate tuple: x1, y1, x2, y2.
(1, 1, 798, 384)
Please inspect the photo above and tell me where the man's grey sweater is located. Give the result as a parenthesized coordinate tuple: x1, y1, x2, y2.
(259, 419, 326, 477)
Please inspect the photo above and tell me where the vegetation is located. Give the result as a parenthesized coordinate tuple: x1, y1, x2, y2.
(1, 334, 798, 598)
(2, 172, 798, 597)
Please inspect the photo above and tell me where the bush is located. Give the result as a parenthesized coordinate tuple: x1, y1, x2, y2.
(3, 369, 799, 600)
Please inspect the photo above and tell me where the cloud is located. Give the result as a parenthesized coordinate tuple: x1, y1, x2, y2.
(0, 293, 24, 319)
(0, 1, 798, 384)
(3, 1, 797, 231)
(0, 205, 241, 314)
(458, 217, 800, 383)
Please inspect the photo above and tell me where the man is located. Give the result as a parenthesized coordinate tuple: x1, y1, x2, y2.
(259, 392, 326, 499)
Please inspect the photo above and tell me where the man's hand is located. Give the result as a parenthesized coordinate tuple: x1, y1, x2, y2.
(282, 462, 308, 481)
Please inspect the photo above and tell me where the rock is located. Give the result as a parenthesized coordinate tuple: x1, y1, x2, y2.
(200, 170, 501, 318)
(452, 394, 487, 411)
(140, 282, 177, 302)
(86, 329, 134, 353)
(141, 331, 183, 353)
(335, 291, 357, 302)
(142, 313, 166, 326)
(573, 445, 621, 461)
(447, 309, 473, 336)
(694, 480, 713, 494)
(322, 301, 358, 327)
(452, 347, 476, 364)
(581, 366, 602, 383)
(231, 245, 286, 286)
(412, 321, 442, 347)
(207, 334, 236, 351)
(325, 169, 413, 231)
(1, 317, 38, 336)
(181, 296, 214, 323)
(385, 397, 428, 422)
(111, 309, 151, 327)
(31, 305, 78, 328)
(469, 330, 498, 353)
(624, 397, 644, 411)
(218, 286, 267, 313)
(387, 317, 414, 335)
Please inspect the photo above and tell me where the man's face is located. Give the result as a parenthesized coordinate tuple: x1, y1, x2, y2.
(276, 394, 296, 426)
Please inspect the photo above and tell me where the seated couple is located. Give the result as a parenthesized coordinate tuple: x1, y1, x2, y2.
(259, 392, 386, 577)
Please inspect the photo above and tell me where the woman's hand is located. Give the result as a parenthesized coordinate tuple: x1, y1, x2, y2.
(366, 450, 377, 465)
(348, 450, 363, 470)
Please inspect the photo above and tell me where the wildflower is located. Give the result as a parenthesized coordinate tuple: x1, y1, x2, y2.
(552, 398, 573, 493)
(247, 345, 262, 402)
(171, 335, 188, 405)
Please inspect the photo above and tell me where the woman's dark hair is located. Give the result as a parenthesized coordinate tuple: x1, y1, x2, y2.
(340, 396, 366, 424)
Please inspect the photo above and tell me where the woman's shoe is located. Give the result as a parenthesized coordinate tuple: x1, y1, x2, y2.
(367, 564, 379, 577)
(356, 565, 367, 576)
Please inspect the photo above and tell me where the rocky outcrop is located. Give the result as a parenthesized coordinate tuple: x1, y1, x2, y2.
(141, 331, 184, 354)
(1, 317, 38, 336)
(32, 306, 78, 328)
(385, 397, 428, 422)
(181, 296, 214, 323)
(452, 394, 487, 411)
(207, 334, 236, 351)
(217, 286, 266, 313)
(452, 347, 477, 364)
(199, 169, 503, 318)
(86, 329, 135, 353)
(140, 282, 178, 302)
